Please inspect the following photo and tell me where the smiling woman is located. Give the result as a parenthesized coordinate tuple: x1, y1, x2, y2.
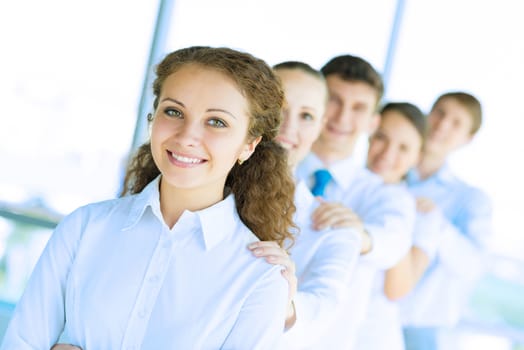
(0, 46, 296, 350)
(1, 1, 524, 349)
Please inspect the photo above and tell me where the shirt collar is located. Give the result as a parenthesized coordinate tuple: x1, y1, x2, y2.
(407, 162, 455, 185)
(196, 193, 238, 251)
(122, 175, 162, 231)
(294, 180, 316, 224)
(299, 153, 358, 191)
(123, 176, 239, 251)
(329, 156, 359, 190)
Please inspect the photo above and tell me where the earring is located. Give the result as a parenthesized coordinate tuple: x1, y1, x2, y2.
(147, 113, 153, 122)
(238, 158, 244, 165)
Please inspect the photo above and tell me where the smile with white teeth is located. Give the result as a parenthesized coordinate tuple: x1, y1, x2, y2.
(170, 152, 203, 164)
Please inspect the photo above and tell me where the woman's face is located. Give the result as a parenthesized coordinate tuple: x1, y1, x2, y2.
(367, 110, 423, 183)
(150, 64, 259, 196)
(275, 68, 327, 168)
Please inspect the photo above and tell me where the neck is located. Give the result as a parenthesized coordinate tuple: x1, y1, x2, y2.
(417, 150, 446, 180)
(311, 138, 354, 166)
(159, 178, 224, 228)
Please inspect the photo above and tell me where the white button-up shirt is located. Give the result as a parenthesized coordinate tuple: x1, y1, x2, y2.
(400, 164, 493, 327)
(282, 181, 361, 349)
(296, 153, 415, 349)
(1, 177, 288, 350)
(354, 183, 444, 350)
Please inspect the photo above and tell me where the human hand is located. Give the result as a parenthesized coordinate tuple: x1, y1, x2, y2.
(51, 344, 82, 350)
(416, 197, 436, 213)
(248, 241, 297, 302)
(312, 199, 364, 232)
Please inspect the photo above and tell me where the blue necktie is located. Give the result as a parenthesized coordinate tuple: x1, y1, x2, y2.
(311, 169, 332, 197)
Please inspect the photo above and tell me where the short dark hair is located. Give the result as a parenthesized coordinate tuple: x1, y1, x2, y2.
(321, 54, 384, 103)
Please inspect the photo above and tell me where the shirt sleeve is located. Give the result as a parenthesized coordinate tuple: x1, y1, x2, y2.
(359, 185, 416, 269)
(437, 188, 493, 281)
(412, 210, 444, 261)
(0, 208, 83, 350)
(282, 229, 361, 347)
(220, 266, 288, 350)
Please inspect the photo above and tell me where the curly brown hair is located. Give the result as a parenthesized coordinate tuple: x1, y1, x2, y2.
(121, 46, 296, 247)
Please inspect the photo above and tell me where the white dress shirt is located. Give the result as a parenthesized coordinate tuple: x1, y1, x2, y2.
(353, 273, 405, 350)
(1, 176, 288, 350)
(282, 181, 361, 349)
(354, 185, 444, 350)
(400, 164, 493, 327)
(296, 154, 415, 349)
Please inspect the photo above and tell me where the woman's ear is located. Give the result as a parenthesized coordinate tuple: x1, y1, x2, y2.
(239, 136, 262, 162)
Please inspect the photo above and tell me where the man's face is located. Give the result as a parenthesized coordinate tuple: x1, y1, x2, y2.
(426, 97, 474, 157)
(317, 75, 379, 156)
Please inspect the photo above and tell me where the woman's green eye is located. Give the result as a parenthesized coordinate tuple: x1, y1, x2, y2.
(208, 118, 226, 128)
(165, 108, 183, 118)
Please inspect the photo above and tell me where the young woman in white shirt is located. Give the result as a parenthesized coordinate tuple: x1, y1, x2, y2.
(1, 46, 296, 350)
(354, 102, 442, 350)
(249, 61, 362, 348)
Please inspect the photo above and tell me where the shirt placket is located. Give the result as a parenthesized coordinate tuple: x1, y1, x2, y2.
(120, 226, 176, 350)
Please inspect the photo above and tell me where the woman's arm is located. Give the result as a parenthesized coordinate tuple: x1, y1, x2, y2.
(384, 246, 430, 300)
(220, 263, 288, 349)
(1, 209, 83, 350)
(384, 200, 445, 300)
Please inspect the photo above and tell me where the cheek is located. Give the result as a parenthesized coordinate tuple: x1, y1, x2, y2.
(150, 118, 171, 141)
(324, 102, 339, 120)
(300, 124, 321, 147)
(149, 123, 163, 150)
(399, 152, 419, 170)
(366, 149, 382, 168)
(367, 140, 383, 158)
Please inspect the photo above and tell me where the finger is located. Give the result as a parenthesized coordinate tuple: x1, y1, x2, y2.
(312, 205, 346, 224)
(247, 240, 280, 250)
(314, 196, 326, 203)
(312, 202, 343, 219)
(331, 217, 362, 230)
(313, 207, 356, 229)
(265, 255, 293, 267)
(251, 246, 288, 258)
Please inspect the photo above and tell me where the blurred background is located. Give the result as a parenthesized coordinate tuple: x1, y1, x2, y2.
(0, 0, 523, 348)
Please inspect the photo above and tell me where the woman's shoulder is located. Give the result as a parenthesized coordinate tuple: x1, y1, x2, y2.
(70, 195, 135, 217)
(57, 194, 138, 231)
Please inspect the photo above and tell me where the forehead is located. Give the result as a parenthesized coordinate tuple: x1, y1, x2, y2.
(380, 110, 423, 142)
(277, 69, 327, 101)
(432, 98, 474, 124)
(164, 64, 233, 86)
(160, 65, 249, 113)
(162, 65, 241, 97)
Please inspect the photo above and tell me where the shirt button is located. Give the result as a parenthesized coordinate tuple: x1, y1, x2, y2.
(149, 275, 159, 283)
